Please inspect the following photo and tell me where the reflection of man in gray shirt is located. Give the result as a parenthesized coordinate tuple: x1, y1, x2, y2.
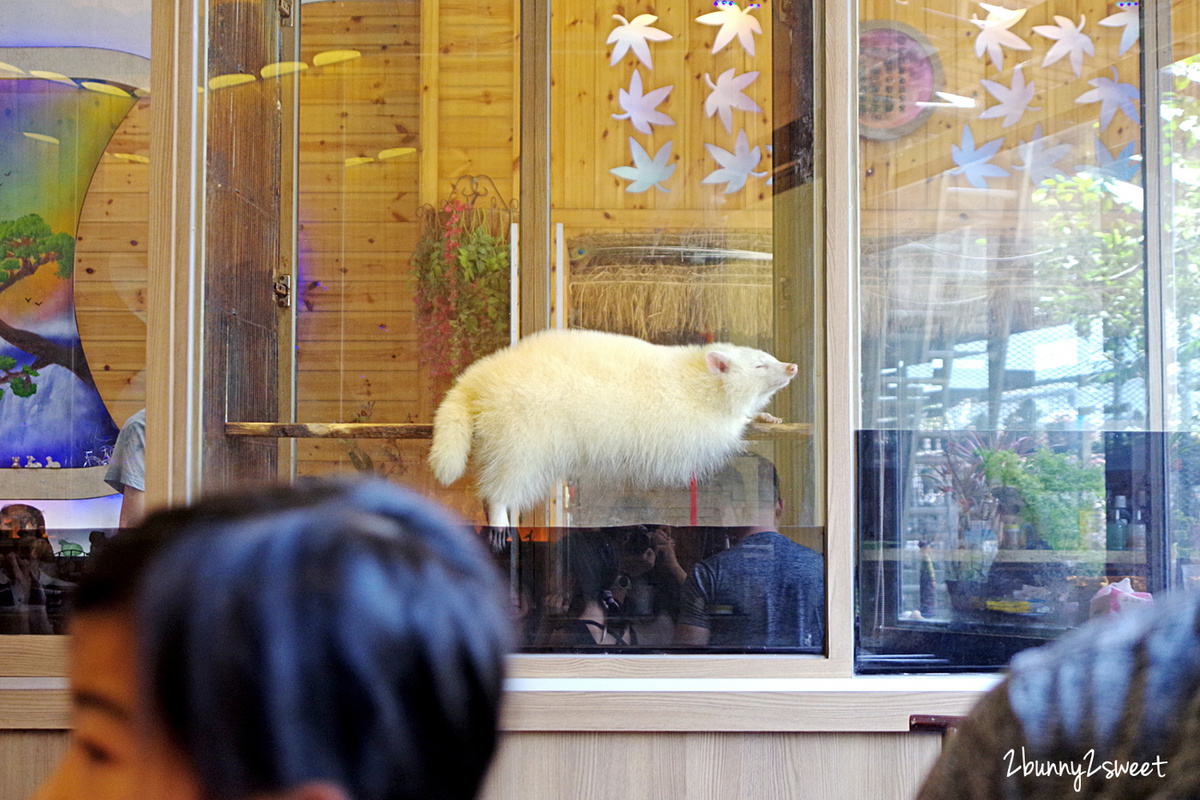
(104, 408, 146, 528)
(675, 456, 825, 649)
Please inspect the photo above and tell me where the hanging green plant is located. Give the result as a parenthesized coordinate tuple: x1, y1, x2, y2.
(412, 197, 511, 393)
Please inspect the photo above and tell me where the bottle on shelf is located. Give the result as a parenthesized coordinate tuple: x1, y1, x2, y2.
(1106, 494, 1129, 551)
(1128, 506, 1147, 551)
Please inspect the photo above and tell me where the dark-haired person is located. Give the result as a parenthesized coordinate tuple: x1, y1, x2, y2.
(34, 477, 513, 800)
(916, 591, 1200, 799)
(0, 503, 55, 634)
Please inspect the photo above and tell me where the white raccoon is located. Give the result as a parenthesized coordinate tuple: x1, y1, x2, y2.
(429, 329, 798, 527)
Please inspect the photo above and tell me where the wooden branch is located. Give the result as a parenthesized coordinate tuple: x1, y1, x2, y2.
(225, 422, 434, 439)
(225, 421, 813, 440)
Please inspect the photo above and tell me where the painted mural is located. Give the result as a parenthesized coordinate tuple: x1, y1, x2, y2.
(0, 77, 136, 468)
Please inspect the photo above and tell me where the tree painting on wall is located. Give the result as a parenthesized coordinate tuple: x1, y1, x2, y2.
(0, 77, 136, 468)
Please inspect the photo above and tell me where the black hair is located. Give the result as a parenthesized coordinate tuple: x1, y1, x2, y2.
(556, 529, 618, 614)
(73, 477, 512, 800)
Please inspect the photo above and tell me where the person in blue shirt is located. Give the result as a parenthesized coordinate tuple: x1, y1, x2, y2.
(674, 455, 825, 650)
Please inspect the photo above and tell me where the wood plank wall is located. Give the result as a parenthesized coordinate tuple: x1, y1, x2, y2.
(550, 1, 775, 230)
(75, 99, 150, 431)
(291, 0, 518, 523)
(72, 0, 519, 521)
(0, 728, 943, 800)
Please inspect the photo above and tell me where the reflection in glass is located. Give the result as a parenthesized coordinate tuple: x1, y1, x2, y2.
(511, 523, 824, 654)
(856, 0, 1151, 670)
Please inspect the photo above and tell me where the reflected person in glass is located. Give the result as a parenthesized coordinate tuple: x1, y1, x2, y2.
(674, 455, 825, 649)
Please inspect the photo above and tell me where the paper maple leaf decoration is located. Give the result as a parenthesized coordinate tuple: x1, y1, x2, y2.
(1014, 124, 1072, 186)
(969, 3, 1031, 71)
(1075, 137, 1139, 184)
(765, 144, 773, 186)
(949, 125, 1009, 189)
(1099, 8, 1139, 56)
(1076, 67, 1140, 129)
(695, 1, 763, 56)
(610, 138, 675, 192)
(607, 14, 673, 69)
(1033, 15, 1094, 77)
(979, 64, 1039, 128)
(703, 69, 762, 134)
(612, 70, 675, 134)
(702, 130, 767, 193)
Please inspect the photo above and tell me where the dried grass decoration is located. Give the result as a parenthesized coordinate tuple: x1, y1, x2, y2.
(412, 198, 511, 393)
(567, 230, 772, 342)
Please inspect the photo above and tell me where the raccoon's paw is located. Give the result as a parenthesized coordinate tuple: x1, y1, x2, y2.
(754, 412, 783, 424)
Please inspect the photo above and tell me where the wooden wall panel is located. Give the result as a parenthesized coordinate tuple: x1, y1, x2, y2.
(549, 2, 774, 218)
(0, 730, 69, 800)
(75, 99, 151, 429)
(0, 728, 942, 800)
(293, 0, 518, 519)
(479, 731, 942, 800)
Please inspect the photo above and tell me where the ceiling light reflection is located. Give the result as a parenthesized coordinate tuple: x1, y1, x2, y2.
(260, 61, 308, 79)
(313, 50, 361, 67)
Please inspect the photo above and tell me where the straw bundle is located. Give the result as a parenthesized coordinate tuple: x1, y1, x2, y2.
(567, 231, 773, 343)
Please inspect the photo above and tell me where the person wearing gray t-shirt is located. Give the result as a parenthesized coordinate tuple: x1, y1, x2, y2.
(104, 408, 146, 528)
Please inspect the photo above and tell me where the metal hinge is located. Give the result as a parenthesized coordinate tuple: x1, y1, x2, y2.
(279, 0, 294, 27)
(273, 275, 292, 308)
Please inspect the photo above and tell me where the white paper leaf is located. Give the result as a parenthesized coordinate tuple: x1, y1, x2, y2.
(765, 144, 773, 186)
(703, 68, 762, 134)
(1033, 15, 1094, 77)
(1075, 67, 1140, 129)
(1098, 8, 1139, 56)
(1014, 124, 1072, 186)
(612, 69, 675, 134)
(1075, 137, 1139, 183)
(979, 65, 1039, 127)
(695, 1, 763, 56)
(606, 14, 673, 69)
(610, 137, 675, 192)
(969, 3, 1031, 71)
(702, 130, 767, 193)
(948, 124, 1009, 189)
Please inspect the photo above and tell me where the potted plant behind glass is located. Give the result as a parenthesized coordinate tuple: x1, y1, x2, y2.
(411, 176, 516, 401)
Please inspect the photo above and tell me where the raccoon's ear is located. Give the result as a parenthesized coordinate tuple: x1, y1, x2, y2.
(706, 351, 730, 374)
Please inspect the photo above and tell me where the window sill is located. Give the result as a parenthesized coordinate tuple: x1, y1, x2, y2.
(0, 671, 999, 733)
(500, 674, 998, 732)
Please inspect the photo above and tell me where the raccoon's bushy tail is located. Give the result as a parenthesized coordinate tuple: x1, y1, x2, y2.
(429, 382, 474, 485)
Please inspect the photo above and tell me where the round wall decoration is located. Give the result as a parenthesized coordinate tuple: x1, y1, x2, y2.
(859, 20, 944, 141)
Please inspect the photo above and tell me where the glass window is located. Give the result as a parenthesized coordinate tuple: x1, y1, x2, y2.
(527, 1, 826, 652)
(1165, 3, 1200, 594)
(855, 0, 1159, 670)
(200, 1, 827, 654)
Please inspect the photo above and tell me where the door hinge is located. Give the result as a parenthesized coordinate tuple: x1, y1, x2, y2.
(279, 0, 294, 27)
(273, 275, 292, 308)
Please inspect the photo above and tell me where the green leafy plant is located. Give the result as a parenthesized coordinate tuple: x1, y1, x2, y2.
(412, 199, 511, 393)
(934, 431, 1103, 553)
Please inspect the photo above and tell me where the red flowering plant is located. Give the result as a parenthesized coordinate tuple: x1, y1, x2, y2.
(412, 198, 510, 397)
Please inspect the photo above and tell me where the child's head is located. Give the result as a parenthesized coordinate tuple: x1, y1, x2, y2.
(36, 477, 512, 800)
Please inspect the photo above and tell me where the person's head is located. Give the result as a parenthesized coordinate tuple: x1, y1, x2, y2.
(557, 530, 618, 614)
(714, 454, 782, 532)
(36, 477, 513, 800)
(1, 502, 46, 539)
(619, 527, 657, 578)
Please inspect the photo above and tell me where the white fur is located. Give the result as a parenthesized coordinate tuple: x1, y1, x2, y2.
(429, 329, 798, 525)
